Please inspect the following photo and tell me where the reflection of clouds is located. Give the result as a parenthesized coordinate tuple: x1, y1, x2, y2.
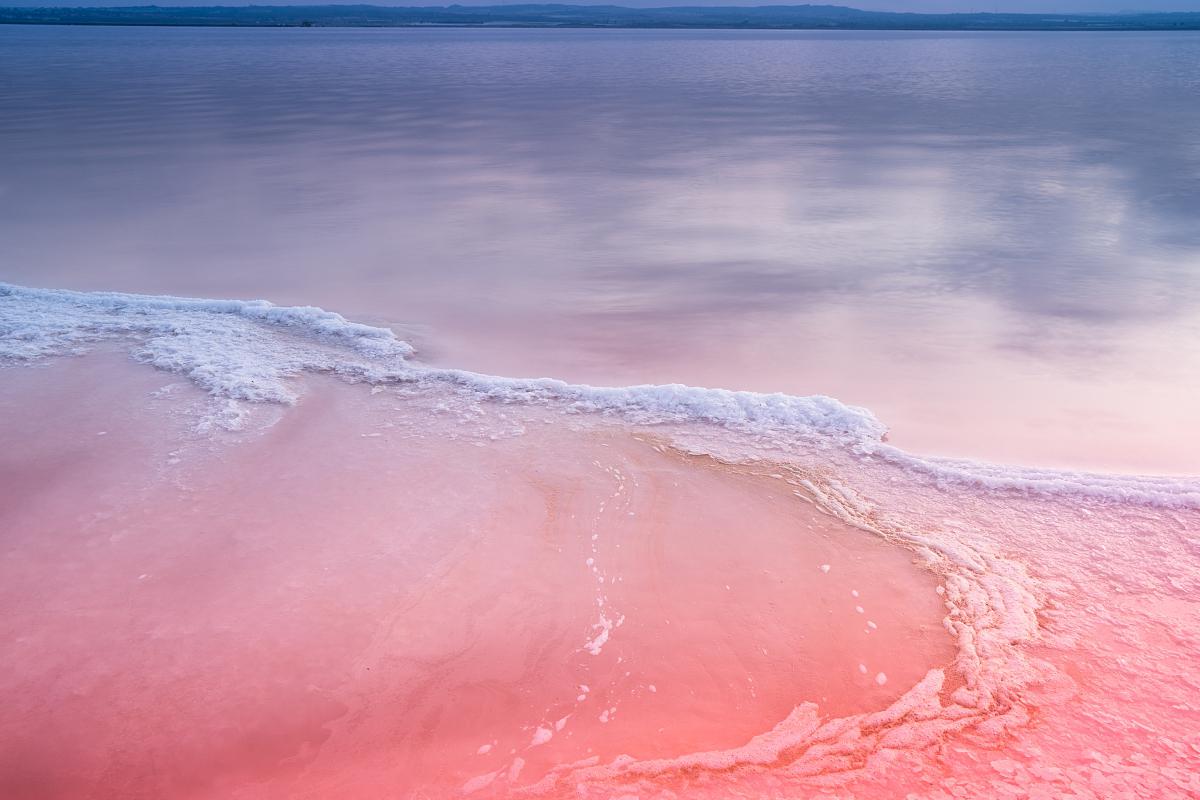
(560, 137, 1197, 344)
(3, 26, 1199, 347)
(4, 26, 1198, 469)
(584, 259, 861, 317)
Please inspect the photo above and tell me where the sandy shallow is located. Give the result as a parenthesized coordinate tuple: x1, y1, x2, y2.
(0, 355, 957, 799)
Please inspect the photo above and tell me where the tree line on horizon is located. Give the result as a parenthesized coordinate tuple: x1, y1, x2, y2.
(2, 4, 1200, 30)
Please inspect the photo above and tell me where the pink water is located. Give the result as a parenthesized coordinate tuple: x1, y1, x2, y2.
(2, 330, 1198, 798)
(1, 356, 956, 798)
(3, 26, 1200, 800)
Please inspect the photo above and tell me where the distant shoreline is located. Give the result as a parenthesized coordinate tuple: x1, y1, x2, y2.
(3, 5, 1200, 31)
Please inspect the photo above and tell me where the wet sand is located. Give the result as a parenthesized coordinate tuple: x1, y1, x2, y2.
(0, 355, 956, 798)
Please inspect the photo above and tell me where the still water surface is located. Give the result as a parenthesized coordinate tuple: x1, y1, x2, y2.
(2, 26, 1198, 473)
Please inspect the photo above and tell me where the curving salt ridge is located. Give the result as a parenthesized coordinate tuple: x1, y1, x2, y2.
(0, 282, 883, 442)
(0, 282, 412, 404)
(3, 282, 1196, 509)
(0, 282, 404, 357)
(2, 282, 1196, 509)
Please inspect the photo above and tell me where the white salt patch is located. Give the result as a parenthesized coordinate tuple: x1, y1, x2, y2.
(461, 771, 499, 794)
(867, 620, 878, 630)
(530, 727, 553, 747)
(555, 716, 569, 731)
(855, 606, 864, 614)
(851, 589, 859, 597)
(858, 664, 868, 674)
(0, 282, 408, 409)
(875, 672, 888, 686)
(507, 757, 525, 782)
(820, 564, 831, 573)
(647, 684, 657, 693)
(6, 284, 1200, 510)
(476, 743, 492, 755)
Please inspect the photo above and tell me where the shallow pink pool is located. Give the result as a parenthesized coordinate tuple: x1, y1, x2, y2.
(1, 285, 1197, 799)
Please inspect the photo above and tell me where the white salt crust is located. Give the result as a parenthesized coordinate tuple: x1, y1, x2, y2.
(3, 283, 1194, 509)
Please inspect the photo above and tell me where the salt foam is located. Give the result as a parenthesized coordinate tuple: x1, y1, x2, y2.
(3, 282, 1193, 508)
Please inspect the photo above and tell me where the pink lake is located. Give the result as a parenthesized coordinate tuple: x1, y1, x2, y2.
(2, 25, 1200, 800)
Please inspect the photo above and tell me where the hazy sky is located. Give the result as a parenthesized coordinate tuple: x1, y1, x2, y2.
(820, 1, 1199, 9)
(7, 0, 1200, 9)
(398, 1, 1200, 8)
(468, 1, 1200, 9)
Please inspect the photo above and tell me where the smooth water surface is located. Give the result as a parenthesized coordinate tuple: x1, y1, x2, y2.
(3, 30, 1200, 797)
(2, 26, 1198, 470)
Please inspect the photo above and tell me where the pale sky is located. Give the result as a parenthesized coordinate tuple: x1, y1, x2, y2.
(9, 0, 1200, 9)
(515, 1, 1199, 8)
(790, 1, 1198, 9)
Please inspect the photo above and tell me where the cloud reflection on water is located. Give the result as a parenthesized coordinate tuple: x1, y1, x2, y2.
(2, 27, 1198, 470)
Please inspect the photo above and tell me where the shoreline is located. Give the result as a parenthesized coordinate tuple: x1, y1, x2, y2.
(3, 6, 1200, 32)
(4, 280, 1199, 488)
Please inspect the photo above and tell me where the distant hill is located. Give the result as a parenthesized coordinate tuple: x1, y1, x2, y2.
(2, 4, 1199, 30)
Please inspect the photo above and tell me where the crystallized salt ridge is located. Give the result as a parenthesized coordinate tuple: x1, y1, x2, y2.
(0, 282, 412, 406)
(410, 366, 884, 445)
(0, 282, 885, 443)
(867, 443, 1200, 510)
(0, 282, 404, 356)
(2, 282, 1197, 510)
